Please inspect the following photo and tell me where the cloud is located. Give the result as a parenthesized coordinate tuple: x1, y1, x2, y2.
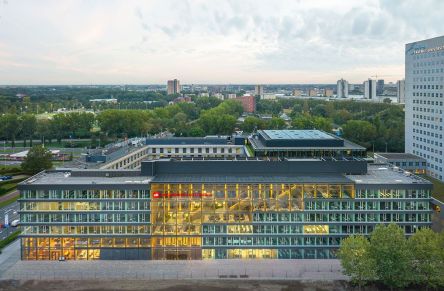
(0, 0, 442, 84)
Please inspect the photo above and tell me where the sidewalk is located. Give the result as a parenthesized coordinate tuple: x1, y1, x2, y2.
(1, 256, 348, 281)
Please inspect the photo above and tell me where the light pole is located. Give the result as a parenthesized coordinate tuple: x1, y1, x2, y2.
(3, 140, 6, 167)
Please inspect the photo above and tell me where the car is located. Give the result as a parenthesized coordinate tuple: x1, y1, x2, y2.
(10, 220, 19, 227)
(0, 176, 12, 181)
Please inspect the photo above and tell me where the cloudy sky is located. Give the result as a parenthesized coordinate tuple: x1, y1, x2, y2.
(0, 0, 442, 85)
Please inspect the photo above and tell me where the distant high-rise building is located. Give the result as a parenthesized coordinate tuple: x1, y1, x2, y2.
(292, 89, 302, 96)
(376, 79, 385, 95)
(324, 89, 333, 97)
(405, 36, 444, 181)
(254, 85, 264, 97)
(236, 95, 256, 113)
(167, 79, 181, 95)
(308, 89, 317, 97)
(337, 79, 349, 98)
(396, 80, 405, 104)
(364, 79, 376, 99)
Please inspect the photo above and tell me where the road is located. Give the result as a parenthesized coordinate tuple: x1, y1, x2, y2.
(0, 201, 20, 240)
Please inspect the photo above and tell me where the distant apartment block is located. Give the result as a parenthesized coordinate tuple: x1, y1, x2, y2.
(405, 35, 444, 181)
(397, 79, 405, 104)
(236, 95, 256, 113)
(261, 93, 276, 100)
(254, 85, 264, 97)
(376, 79, 385, 95)
(167, 79, 181, 95)
(364, 79, 376, 99)
(337, 79, 349, 98)
(308, 89, 317, 97)
(227, 93, 237, 99)
(292, 89, 302, 96)
(324, 89, 333, 97)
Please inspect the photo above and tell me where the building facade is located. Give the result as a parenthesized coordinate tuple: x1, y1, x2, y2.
(397, 79, 405, 104)
(324, 89, 334, 97)
(96, 137, 247, 170)
(254, 85, 264, 97)
(336, 79, 349, 98)
(364, 79, 376, 99)
(405, 36, 444, 181)
(19, 158, 432, 260)
(236, 95, 256, 113)
(376, 79, 385, 96)
(374, 153, 426, 174)
(167, 79, 181, 95)
(249, 130, 366, 159)
(308, 89, 317, 97)
(292, 89, 302, 97)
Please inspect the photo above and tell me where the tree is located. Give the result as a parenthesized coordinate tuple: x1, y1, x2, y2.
(1, 114, 21, 147)
(21, 114, 37, 147)
(242, 116, 264, 133)
(291, 115, 313, 129)
(369, 224, 411, 289)
(338, 235, 376, 287)
(342, 120, 376, 149)
(408, 228, 444, 289)
(36, 119, 53, 144)
(267, 117, 286, 130)
(21, 145, 53, 174)
(312, 116, 332, 132)
(291, 116, 332, 132)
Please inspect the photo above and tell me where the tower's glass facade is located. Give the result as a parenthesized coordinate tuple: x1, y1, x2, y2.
(20, 182, 431, 260)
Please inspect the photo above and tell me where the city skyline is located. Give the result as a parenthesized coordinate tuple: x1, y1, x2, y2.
(0, 0, 443, 85)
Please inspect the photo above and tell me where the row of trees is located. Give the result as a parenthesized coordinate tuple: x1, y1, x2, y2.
(0, 112, 95, 146)
(338, 224, 444, 289)
(256, 98, 405, 152)
(1, 94, 405, 152)
(0, 98, 244, 145)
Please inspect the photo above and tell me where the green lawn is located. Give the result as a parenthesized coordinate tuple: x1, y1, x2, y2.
(0, 230, 21, 251)
(0, 196, 19, 208)
(0, 165, 23, 175)
(419, 175, 444, 202)
(0, 177, 27, 197)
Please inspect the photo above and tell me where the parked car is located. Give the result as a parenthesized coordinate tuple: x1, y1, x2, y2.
(0, 175, 13, 181)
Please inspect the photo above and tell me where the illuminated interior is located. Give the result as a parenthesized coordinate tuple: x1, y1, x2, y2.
(21, 182, 359, 260)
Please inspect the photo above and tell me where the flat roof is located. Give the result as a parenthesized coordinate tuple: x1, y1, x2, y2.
(261, 130, 336, 141)
(152, 174, 351, 184)
(375, 153, 426, 161)
(249, 136, 365, 151)
(21, 171, 152, 186)
(145, 137, 232, 145)
(347, 164, 431, 185)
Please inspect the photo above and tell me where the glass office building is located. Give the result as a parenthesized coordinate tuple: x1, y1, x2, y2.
(18, 157, 432, 260)
(249, 130, 366, 159)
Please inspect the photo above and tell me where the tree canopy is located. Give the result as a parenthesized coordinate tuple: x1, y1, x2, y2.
(21, 145, 53, 174)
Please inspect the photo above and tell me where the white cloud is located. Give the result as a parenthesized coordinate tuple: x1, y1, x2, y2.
(0, 0, 442, 84)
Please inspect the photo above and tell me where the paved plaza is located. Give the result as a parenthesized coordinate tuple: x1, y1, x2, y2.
(0, 240, 347, 281)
